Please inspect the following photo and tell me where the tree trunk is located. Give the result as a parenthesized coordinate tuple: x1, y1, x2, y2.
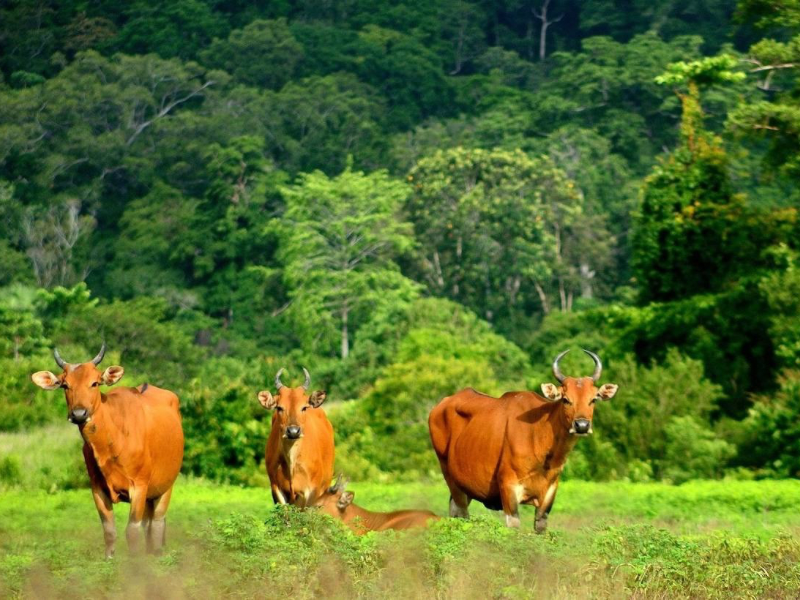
(580, 262, 595, 299)
(534, 281, 551, 315)
(341, 308, 349, 359)
(540, 17, 549, 61)
(533, 0, 563, 62)
(558, 277, 567, 312)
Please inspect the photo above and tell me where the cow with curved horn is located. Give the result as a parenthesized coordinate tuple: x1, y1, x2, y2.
(31, 344, 184, 558)
(429, 349, 618, 532)
(257, 367, 334, 507)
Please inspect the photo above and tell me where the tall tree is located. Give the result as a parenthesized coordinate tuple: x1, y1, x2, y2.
(729, 0, 800, 180)
(633, 56, 782, 303)
(533, 0, 563, 61)
(407, 147, 604, 319)
(278, 165, 417, 359)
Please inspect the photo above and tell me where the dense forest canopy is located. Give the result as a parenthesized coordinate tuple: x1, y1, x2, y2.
(1, 0, 799, 484)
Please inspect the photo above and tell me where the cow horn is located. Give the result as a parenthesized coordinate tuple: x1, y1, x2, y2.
(53, 348, 68, 369)
(302, 367, 311, 390)
(91, 342, 106, 366)
(275, 368, 285, 390)
(583, 349, 602, 382)
(553, 349, 570, 383)
(331, 473, 348, 493)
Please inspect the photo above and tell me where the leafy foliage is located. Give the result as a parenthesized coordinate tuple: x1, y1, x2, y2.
(0, 0, 799, 483)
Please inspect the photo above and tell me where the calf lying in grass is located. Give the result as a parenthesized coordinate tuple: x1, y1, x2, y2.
(316, 476, 439, 534)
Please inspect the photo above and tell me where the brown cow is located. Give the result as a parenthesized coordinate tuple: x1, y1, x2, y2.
(31, 344, 184, 558)
(316, 476, 439, 534)
(257, 368, 334, 508)
(429, 349, 618, 532)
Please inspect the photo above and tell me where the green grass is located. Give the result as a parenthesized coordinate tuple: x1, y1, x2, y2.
(0, 423, 86, 492)
(2, 477, 800, 598)
(2, 426, 800, 598)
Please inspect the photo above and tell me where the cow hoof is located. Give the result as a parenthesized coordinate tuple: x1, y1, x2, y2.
(449, 498, 469, 519)
(505, 514, 521, 528)
(534, 519, 547, 534)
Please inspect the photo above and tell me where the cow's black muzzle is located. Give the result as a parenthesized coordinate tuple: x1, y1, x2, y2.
(69, 408, 90, 425)
(571, 419, 592, 435)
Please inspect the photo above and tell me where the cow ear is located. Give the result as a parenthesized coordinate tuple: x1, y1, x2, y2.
(101, 366, 124, 386)
(540, 383, 562, 402)
(597, 383, 618, 401)
(257, 390, 276, 410)
(31, 371, 61, 391)
(309, 390, 327, 408)
(337, 491, 354, 510)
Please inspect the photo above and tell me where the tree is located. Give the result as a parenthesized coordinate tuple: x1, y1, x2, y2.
(21, 199, 95, 288)
(200, 19, 303, 89)
(633, 56, 775, 303)
(111, 0, 227, 60)
(533, 0, 563, 61)
(0, 50, 217, 212)
(264, 72, 388, 174)
(278, 165, 418, 359)
(407, 147, 604, 319)
(728, 2, 800, 179)
(438, 0, 487, 74)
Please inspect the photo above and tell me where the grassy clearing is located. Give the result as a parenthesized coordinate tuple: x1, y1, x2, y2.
(1, 477, 800, 598)
(0, 424, 86, 492)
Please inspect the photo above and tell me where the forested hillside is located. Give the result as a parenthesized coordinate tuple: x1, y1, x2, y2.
(1, 0, 799, 485)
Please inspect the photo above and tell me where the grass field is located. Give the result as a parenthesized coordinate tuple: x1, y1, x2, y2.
(2, 476, 800, 599)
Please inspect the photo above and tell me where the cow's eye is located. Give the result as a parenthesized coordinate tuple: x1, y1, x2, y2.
(562, 398, 573, 405)
(61, 382, 69, 390)
(589, 398, 598, 405)
(301, 405, 309, 412)
(275, 406, 284, 412)
(91, 382, 99, 387)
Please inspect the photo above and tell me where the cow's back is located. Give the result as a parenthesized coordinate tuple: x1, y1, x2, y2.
(378, 510, 440, 531)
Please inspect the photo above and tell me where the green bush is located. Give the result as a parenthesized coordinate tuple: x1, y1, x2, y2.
(204, 507, 380, 595)
(335, 297, 531, 399)
(582, 350, 726, 480)
(180, 357, 272, 485)
(662, 416, 736, 483)
(333, 354, 502, 478)
(738, 370, 800, 477)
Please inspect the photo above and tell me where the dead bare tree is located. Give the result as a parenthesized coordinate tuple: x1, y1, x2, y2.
(533, 0, 563, 61)
(22, 200, 95, 288)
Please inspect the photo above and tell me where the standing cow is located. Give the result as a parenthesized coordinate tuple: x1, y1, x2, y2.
(31, 344, 184, 558)
(257, 368, 334, 507)
(429, 349, 618, 532)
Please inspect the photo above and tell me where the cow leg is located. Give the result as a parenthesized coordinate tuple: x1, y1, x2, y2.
(449, 493, 471, 518)
(126, 486, 147, 554)
(272, 485, 288, 505)
(143, 499, 156, 554)
(147, 487, 173, 555)
(92, 486, 116, 559)
(439, 467, 470, 518)
(500, 483, 522, 528)
(534, 481, 559, 535)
